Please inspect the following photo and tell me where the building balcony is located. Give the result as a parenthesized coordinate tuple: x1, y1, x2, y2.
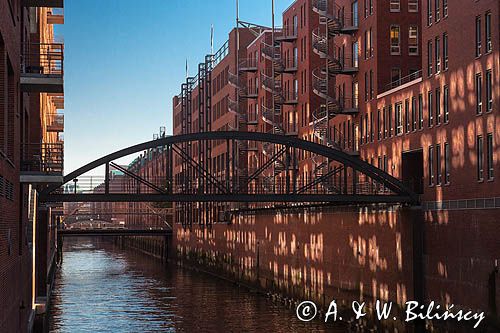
(239, 58, 258, 72)
(21, 43, 64, 93)
(47, 8, 64, 24)
(46, 113, 64, 132)
(49, 93, 65, 109)
(276, 24, 298, 43)
(22, 0, 63, 7)
(20, 143, 64, 183)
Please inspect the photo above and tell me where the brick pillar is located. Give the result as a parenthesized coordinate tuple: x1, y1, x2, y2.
(35, 203, 50, 300)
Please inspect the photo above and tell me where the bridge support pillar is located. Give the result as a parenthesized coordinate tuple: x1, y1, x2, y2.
(35, 203, 50, 300)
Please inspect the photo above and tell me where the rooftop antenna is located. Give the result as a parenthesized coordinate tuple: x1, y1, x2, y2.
(211, 24, 214, 55)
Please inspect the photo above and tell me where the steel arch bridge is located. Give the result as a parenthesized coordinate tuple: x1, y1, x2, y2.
(40, 131, 418, 205)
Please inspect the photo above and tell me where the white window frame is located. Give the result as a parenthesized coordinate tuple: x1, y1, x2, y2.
(408, 0, 418, 12)
(390, 0, 401, 12)
(390, 25, 401, 55)
(409, 26, 419, 55)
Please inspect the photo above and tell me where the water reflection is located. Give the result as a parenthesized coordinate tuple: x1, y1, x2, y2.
(49, 239, 343, 332)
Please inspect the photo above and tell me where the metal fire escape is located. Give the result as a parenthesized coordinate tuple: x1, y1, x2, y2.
(311, 0, 359, 192)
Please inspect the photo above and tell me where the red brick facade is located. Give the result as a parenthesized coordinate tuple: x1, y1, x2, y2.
(1, 1, 64, 331)
(168, 0, 500, 327)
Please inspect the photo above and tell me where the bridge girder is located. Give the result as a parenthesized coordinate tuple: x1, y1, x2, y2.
(41, 131, 418, 204)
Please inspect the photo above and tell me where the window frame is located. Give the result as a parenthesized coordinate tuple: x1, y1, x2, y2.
(477, 135, 484, 181)
(476, 73, 483, 114)
(408, 0, 418, 12)
(443, 85, 449, 123)
(409, 26, 419, 55)
(485, 12, 492, 53)
(487, 133, 494, 180)
(429, 145, 434, 186)
(444, 142, 450, 184)
(476, 16, 482, 57)
(390, 0, 401, 12)
(428, 91, 433, 127)
(390, 25, 401, 55)
(486, 69, 493, 112)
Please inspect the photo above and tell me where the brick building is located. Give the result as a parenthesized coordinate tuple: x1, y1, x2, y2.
(170, 0, 499, 327)
(0, 0, 64, 331)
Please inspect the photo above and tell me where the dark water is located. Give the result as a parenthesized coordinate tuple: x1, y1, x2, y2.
(48, 239, 343, 332)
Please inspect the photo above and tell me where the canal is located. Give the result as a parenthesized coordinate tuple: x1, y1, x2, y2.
(48, 239, 344, 332)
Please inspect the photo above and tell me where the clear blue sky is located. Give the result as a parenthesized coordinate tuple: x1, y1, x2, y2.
(62, 0, 292, 174)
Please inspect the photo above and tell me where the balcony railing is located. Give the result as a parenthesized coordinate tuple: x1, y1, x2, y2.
(22, 43, 64, 77)
(21, 143, 63, 174)
(46, 113, 64, 132)
(276, 24, 298, 42)
(239, 58, 258, 72)
(381, 70, 423, 94)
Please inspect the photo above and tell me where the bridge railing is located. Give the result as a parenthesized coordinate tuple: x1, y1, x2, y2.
(58, 175, 395, 197)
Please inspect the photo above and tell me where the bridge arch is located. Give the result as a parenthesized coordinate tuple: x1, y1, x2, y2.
(41, 131, 418, 204)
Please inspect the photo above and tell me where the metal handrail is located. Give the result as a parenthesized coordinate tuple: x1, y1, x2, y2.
(22, 43, 64, 76)
(382, 70, 423, 93)
(21, 142, 63, 173)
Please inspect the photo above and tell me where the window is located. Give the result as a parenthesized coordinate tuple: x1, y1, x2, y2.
(364, 72, 369, 101)
(444, 85, 449, 122)
(435, 0, 440, 22)
(409, 26, 418, 55)
(370, 70, 374, 99)
(364, 30, 368, 59)
(443, 33, 448, 70)
(352, 1, 359, 27)
(443, 0, 448, 17)
(370, 111, 374, 142)
(391, 68, 401, 84)
(293, 47, 298, 67)
(352, 81, 359, 109)
(412, 97, 417, 131)
(418, 94, 424, 129)
(428, 91, 433, 126)
(377, 109, 382, 140)
(476, 73, 482, 114)
(477, 135, 484, 181)
(435, 36, 441, 73)
(486, 70, 493, 112)
(390, 0, 400, 12)
(293, 15, 298, 35)
(352, 41, 359, 67)
(487, 133, 494, 180)
(444, 143, 450, 184)
(390, 25, 401, 55)
(396, 103, 403, 135)
(370, 0, 373, 15)
(388, 105, 393, 137)
(427, 0, 432, 26)
(476, 16, 482, 57)
(369, 28, 373, 57)
(436, 144, 442, 185)
(409, 0, 418, 12)
(383, 107, 388, 138)
(429, 145, 434, 186)
(427, 40, 433, 76)
(405, 99, 410, 133)
(364, 0, 369, 18)
(436, 88, 441, 125)
(486, 12, 492, 53)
